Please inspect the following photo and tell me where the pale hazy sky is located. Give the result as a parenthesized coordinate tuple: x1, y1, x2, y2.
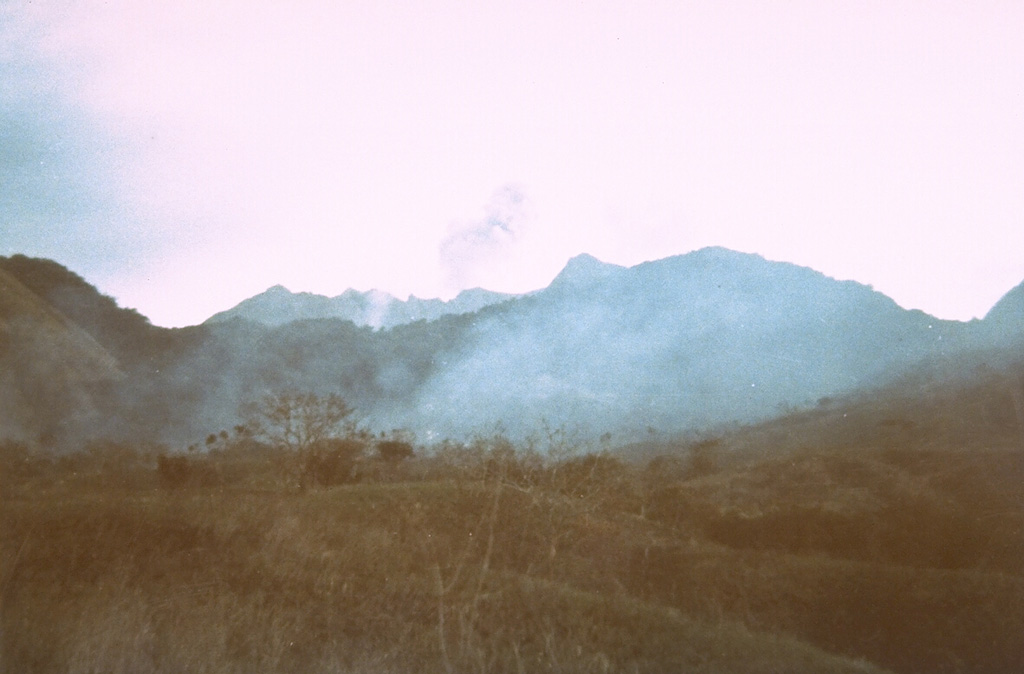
(2, 1, 1023, 327)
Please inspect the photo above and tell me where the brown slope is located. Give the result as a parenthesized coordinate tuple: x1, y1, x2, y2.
(0, 266, 123, 445)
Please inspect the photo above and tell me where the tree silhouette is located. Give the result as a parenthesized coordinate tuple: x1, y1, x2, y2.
(249, 391, 354, 453)
(247, 391, 360, 488)
(377, 439, 415, 464)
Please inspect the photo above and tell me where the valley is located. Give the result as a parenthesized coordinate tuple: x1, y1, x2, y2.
(1, 250, 1023, 672)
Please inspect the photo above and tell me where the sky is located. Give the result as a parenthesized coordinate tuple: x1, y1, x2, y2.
(2, 1, 1023, 328)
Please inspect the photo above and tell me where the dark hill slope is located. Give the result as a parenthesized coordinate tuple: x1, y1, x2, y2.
(0, 256, 429, 446)
(0, 255, 200, 369)
(0, 255, 213, 444)
(0, 265, 122, 443)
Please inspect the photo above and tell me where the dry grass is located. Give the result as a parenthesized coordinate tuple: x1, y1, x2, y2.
(3, 432, 1022, 673)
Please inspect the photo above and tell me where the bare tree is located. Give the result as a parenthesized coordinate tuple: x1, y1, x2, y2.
(246, 391, 360, 488)
(249, 391, 354, 453)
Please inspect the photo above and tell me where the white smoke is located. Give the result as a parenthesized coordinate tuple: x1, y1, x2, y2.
(439, 185, 533, 292)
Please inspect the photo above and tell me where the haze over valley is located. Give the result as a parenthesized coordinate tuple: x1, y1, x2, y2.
(2, 247, 1021, 449)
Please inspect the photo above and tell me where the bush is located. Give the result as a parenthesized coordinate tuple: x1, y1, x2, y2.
(300, 438, 365, 488)
(685, 439, 721, 479)
(156, 454, 221, 489)
(376, 439, 415, 464)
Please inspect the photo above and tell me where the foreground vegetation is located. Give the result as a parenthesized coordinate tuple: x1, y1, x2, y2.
(3, 417, 1023, 674)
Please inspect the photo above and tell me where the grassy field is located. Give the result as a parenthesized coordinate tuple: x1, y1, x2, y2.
(3, 423, 1023, 674)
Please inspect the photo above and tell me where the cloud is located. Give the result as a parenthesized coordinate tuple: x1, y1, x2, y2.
(439, 185, 533, 291)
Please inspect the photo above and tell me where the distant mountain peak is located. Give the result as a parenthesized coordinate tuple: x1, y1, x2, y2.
(567, 252, 605, 266)
(551, 254, 625, 289)
(691, 245, 752, 257)
(266, 284, 292, 294)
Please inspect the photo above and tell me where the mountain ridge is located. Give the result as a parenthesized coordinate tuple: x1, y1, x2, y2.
(205, 284, 518, 329)
(2, 248, 1022, 448)
(395, 248, 978, 438)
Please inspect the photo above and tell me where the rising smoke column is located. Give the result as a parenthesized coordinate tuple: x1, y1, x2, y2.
(438, 184, 533, 292)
